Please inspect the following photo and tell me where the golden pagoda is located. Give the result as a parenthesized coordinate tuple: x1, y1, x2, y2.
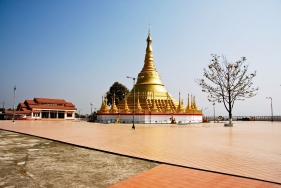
(98, 32, 202, 123)
(116, 33, 180, 113)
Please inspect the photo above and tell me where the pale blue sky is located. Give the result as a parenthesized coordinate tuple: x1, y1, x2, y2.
(0, 0, 280, 116)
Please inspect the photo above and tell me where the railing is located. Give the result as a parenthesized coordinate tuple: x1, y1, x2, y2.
(205, 116, 281, 121)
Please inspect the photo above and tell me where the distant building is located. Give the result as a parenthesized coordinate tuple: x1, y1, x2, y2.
(2, 98, 76, 120)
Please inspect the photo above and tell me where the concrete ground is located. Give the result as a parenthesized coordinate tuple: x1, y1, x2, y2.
(0, 129, 158, 188)
(0, 120, 281, 187)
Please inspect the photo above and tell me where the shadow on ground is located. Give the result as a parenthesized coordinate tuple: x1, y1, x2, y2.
(0, 130, 158, 188)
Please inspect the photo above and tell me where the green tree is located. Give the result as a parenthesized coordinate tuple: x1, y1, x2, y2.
(88, 111, 97, 122)
(106, 82, 129, 106)
(196, 54, 258, 125)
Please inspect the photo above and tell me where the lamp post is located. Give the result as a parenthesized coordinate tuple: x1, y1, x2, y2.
(266, 97, 273, 122)
(13, 85, 16, 122)
(213, 103, 215, 123)
(127, 76, 135, 129)
(1, 101, 4, 110)
(90, 103, 93, 115)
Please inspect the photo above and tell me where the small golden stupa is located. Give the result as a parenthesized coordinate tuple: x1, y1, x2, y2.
(98, 31, 202, 123)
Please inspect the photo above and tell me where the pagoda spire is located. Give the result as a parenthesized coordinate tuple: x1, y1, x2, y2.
(186, 93, 191, 112)
(141, 31, 156, 72)
(136, 92, 143, 113)
(103, 94, 109, 113)
(165, 92, 171, 113)
(111, 93, 118, 113)
(193, 96, 198, 110)
(124, 98, 130, 113)
(151, 92, 158, 112)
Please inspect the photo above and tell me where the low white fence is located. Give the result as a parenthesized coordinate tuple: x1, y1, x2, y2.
(205, 116, 281, 121)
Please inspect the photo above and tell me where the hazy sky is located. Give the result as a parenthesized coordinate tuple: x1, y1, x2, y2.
(1, 0, 280, 116)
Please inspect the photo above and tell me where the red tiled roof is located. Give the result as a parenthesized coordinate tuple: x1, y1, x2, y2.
(34, 98, 67, 104)
(3, 110, 31, 114)
(19, 102, 26, 108)
(28, 104, 76, 110)
(16, 97, 77, 112)
(25, 100, 36, 105)
(65, 102, 75, 107)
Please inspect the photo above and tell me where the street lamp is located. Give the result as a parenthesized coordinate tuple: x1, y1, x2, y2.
(90, 103, 93, 115)
(13, 85, 16, 122)
(213, 103, 215, 123)
(1, 101, 5, 110)
(127, 76, 135, 129)
(266, 97, 273, 122)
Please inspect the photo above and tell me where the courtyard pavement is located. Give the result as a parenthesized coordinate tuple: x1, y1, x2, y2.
(0, 120, 280, 187)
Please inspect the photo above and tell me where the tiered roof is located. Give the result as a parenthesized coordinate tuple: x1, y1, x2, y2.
(34, 98, 67, 104)
(19, 98, 77, 111)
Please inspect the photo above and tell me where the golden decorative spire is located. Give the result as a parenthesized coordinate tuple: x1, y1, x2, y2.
(111, 93, 118, 113)
(151, 92, 158, 112)
(165, 93, 172, 113)
(186, 94, 191, 113)
(134, 32, 165, 89)
(193, 96, 198, 110)
(141, 33, 156, 72)
(102, 94, 109, 113)
(124, 96, 130, 113)
(136, 92, 143, 113)
(99, 96, 104, 110)
(177, 92, 185, 113)
(97, 95, 104, 114)
(156, 100, 162, 113)
(190, 94, 194, 110)
(181, 99, 185, 111)
(177, 91, 181, 113)
(166, 100, 171, 112)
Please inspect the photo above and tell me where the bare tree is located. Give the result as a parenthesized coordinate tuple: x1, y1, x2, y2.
(196, 54, 258, 125)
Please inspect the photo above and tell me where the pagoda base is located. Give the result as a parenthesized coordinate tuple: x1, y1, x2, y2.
(97, 113, 202, 124)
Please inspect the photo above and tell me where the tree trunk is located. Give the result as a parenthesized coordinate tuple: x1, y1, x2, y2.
(228, 92, 232, 125)
(228, 108, 232, 124)
(228, 102, 232, 125)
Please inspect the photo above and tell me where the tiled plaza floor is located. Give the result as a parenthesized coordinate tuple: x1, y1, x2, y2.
(0, 120, 280, 187)
(109, 164, 281, 188)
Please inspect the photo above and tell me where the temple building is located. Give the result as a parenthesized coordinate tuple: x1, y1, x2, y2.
(97, 33, 202, 123)
(3, 98, 76, 120)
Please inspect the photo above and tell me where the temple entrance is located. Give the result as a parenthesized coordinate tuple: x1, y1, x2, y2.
(50, 111, 57, 118)
(58, 111, 64, 119)
(41, 111, 49, 118)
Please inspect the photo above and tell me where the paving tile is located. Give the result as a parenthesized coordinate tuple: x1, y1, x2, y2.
(109, 165, 281, 188)
(1, 120, 281, 186)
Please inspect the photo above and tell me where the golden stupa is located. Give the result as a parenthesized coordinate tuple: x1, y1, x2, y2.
(98, 32, 202, 123)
